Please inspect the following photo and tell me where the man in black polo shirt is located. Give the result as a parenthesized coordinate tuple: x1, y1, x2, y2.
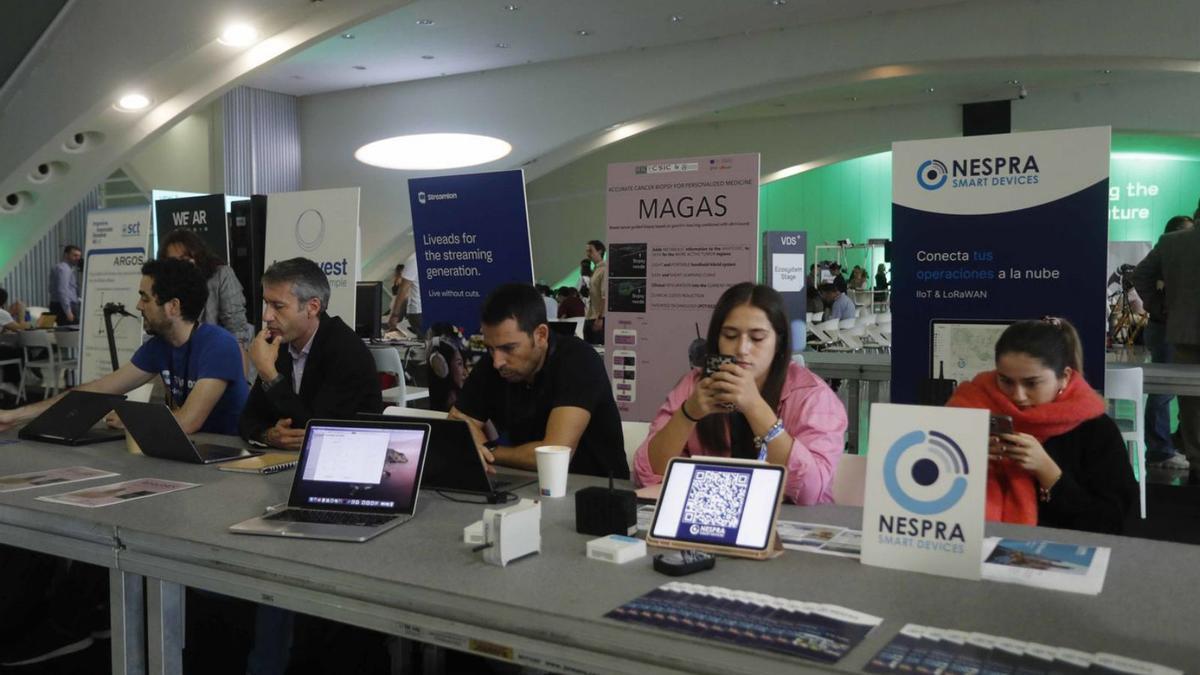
(452, 283, 627, 478)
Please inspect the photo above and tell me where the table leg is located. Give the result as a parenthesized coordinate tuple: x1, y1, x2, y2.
(848, 378, 862, 452)
(147, 578, 185, 675)
(110, 569, 146, 675)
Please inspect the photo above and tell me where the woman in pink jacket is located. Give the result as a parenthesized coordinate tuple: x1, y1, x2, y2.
(633, 283, 847, 504)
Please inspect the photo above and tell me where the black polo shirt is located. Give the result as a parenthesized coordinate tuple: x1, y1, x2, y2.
(456, 332, 627, 478)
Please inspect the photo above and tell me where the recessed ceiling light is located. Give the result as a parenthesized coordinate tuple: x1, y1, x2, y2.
(218, 23, 258, 47)
(115, 93, 151, 112)
(342, 33, 355, 39)
(415, 19, 435, 26)
(925, 87, 936, 93)
(495, 42, 510, 48)
(1103, 69, 1112, 74)
(848, 96, 859, 102)
(576, 29, 591, 36)
(772, 0, 788, 6)
(352, 65, 367, 70)
(670, 15, 684, 23)
(1007, 79, 1021, 85)
(505, 4, 519, 10)
(355, 133, 513, 170)
(421, 55, 435, 60)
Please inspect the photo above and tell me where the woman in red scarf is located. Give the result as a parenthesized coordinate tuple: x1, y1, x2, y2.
(947, 318, 1137, 533)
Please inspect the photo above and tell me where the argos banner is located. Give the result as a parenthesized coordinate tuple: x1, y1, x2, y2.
(890, 127, 1110, 403)
(264, 188, 361, 324)
(80, 206, 151, 381)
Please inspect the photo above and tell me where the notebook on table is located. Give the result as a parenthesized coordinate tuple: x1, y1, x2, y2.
(229, 419, 431, 542)
(218, 452, 300, 475)
(18, 390, 127, 446)
(114, 401, 258, 464)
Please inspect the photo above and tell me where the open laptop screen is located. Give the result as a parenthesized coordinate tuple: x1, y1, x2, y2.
(289, 421, 429, 514)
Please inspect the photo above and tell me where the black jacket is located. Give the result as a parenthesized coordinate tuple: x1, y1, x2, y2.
(239, 312, 383, 442)
(1039, 415, 1138, 535)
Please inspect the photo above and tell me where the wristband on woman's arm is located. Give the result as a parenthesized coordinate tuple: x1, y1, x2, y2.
(680, 399, 701, 423)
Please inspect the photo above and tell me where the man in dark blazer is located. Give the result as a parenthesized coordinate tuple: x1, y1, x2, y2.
(240, 257, 383, 449)
(1133, 225, 1200, 469)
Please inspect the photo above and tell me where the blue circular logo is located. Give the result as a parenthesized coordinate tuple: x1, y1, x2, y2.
(916, 160, 948, 190)
(883, 429, 969, 515)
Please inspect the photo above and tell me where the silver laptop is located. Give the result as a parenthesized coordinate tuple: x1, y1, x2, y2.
(229, 419, 431, 542)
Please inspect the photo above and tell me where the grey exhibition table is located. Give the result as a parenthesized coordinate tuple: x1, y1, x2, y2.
(0, 434, 1198, 674)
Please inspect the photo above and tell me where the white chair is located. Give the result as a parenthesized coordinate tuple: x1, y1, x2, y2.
(832, 453, 868, 506)
(19, 330, 76, 399)
(369, 346, 407, 405)
(568, 316, 586, 340)
(54, 329, 81, 387)
(622, 420, 650, 473)
(1105, 367, 1147, 519)
(382, 405, 449, 420)
(838, 318, 856, 332)
(0, 338, 23, 401)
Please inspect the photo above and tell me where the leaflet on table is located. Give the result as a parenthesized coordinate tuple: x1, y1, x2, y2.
(0, 466, 118, 493)
(981, 537, 1111, 595)
(776, 521, 863, 558)
(605, 581, 881, 664)
(36, 478, 198, 508)
(865, 624, 1182, 675)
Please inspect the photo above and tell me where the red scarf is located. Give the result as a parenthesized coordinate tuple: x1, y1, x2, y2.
(946, 370, 1105, 525)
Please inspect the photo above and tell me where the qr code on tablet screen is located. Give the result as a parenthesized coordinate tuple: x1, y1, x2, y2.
(681, 469, 751, 529)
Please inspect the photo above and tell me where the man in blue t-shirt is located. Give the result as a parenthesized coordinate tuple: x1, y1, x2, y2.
(0, 258, 248, 435)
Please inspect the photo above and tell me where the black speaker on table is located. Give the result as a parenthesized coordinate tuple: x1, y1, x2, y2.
(576, 476, 637, 537)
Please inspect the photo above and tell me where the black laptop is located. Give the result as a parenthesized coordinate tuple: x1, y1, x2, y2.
(115, 400, 258, 464)
(18, 390, 127, 445)
(358, 412, 534, 502)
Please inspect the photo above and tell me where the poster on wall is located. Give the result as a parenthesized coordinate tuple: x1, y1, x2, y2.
(605, 154, 760, 422)
(762, 231, 807, 352)
(154, 194, 230, 263)
(263, 188, 361, 324)
(80, 206, 151, 383)
(407, 170, 535, 335)
(890, 127, 1110, 404)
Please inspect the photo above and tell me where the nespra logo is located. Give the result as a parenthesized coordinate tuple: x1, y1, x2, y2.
(916, 160, 948, 191)
(883, 429, 969, 515)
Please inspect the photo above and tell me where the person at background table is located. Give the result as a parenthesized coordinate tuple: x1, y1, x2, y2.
(946, 318, 1136, 534)
(537, 283, 558, 319)
(1134, 213, 1200, 477)
(388, 251, 422, 335)
(239, 257, 383, 450)
(633, 283, 847, 504)
(827, 262, 848, 294)
(848, 265, 867, 291)
(386, 261, 406, 326)
(450, 283, 627, 478)
(0, 258, 248, 434)
(0, 288, 29, 395)
(47, 244, 81, 325)
(819, 282, 856, 322)
(584, 239, 607, 345)
(159, 228, 252, 354)
(875, 263, 889, 292)
(1132, 215, 1194, 471)
(556, 286, 586, 319)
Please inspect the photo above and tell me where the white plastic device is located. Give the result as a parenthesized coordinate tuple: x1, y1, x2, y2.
(481, 499, 541, 567)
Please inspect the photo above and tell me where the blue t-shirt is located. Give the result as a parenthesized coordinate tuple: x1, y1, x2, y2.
(131, 323, 249, 435)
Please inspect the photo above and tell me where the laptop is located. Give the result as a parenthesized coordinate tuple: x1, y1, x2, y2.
(18, 390, 127, 445)
(114, 400, 259, 464)
(230, 419, 431, 542)
(359, 412, 534, 502)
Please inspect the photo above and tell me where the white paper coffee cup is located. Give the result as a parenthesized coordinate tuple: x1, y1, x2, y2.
(535, 445, 571, 498)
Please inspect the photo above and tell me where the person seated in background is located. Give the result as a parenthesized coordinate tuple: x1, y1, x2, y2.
(0, 288, 28, 396)
(427, 323, 468, 412)
(159, 228, 252, 350)
(848, 265, 867, 291)
(0, 258, 247, 435)
(451, 283, 627, 478)
(239, 257, 383, 450)
(0, 288, 29, 332)
(537, 283, 558, 319)
(633, 283, 847, 504)
(828, 262, 848, 293)
(946, 318, 1137, 534)
(819, 282, 856, 322)
(556, 286, 586, 318)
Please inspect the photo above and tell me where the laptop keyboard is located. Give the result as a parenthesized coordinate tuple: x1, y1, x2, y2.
(264, 509, 397, 527)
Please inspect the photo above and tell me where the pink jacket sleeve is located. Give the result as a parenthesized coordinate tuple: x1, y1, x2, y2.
(777, 372, 847, 505)
(632, 372, 696, 488)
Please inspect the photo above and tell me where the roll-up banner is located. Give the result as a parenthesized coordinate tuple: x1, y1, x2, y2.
(605, 154, 760, 422)
(762, 231, 807, 353)
(890, 127, 1110, 403)
(407, 169, 535, 336)
(80, 206, 151, 382)
(154, 194, 230, 263)
(263, 188, 361, 324)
